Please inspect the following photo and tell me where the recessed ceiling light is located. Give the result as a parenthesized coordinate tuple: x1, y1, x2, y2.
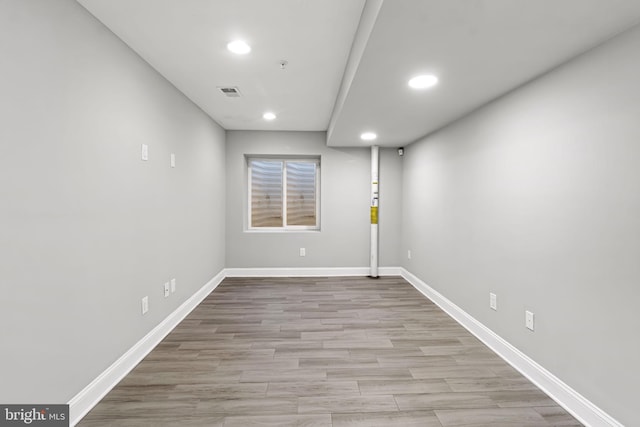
(263, 112, 276, 121)
(227, 40, 251, 55)
(360, 132, 377, 141)
(408, 74, 438, 89)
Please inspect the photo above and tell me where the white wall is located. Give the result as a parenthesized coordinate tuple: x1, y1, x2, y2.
(378, 148, 403, 267)
(225, 131, 402, 269)
(0, 0, 226, 403)
(401, 24, 640, 425)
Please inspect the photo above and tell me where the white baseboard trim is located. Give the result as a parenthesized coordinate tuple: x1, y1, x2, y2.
(224, 266, 402, 277)
(67, 266, 403, 425)
(67, 269, 226, 426)
(400, 268, 622, 427)
(70, 267, 616, 427)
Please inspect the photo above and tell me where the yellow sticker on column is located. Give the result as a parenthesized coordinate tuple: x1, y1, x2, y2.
(370, 206, 378, 224)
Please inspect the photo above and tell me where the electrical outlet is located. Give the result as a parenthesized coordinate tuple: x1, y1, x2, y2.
(141, 296, 149, 314)
(141, 144, 148, 161)
(300, 248, 306, 257)
(164, 282, 170, 297)
(170, 278, 176, 293)
(489, 293, 497, 310)
(170, 153, 176, 168)
(407, 250, 411, 260)
(525, 310, 535, 331)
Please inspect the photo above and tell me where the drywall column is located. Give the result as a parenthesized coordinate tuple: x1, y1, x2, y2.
(370, 145, 379, 277)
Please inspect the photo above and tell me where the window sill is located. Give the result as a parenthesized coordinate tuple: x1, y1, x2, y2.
(245, 228, 321, 234)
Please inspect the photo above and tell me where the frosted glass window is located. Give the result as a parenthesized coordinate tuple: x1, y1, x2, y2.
(250, 160, 283, 227)
(286, 162, 316, 226)
(248, 158, 319, 230)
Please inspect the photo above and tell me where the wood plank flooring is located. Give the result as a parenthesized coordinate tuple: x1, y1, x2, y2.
(78, 276, 582, 426)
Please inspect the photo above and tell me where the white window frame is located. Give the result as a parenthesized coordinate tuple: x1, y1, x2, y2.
(247, 156, 321, 232)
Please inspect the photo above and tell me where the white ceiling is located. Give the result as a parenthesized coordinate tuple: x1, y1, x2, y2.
(76, 0, 365, 132)
(77, 0, 640, 147)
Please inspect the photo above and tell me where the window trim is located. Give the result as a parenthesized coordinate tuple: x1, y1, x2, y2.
(247, 156, 321, 232)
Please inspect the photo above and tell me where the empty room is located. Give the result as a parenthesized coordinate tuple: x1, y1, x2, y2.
(2, 0, 640, 426)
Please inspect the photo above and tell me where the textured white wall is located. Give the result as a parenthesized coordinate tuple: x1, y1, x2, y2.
(0, 0, 226, 403)
(401, 24, 640, 425)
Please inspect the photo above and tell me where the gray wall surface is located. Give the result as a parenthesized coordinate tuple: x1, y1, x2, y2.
(225, 131, 402, 268)
(378, 148, 403, 267)
(0, 0, 226, 403)
(401, 24, 640, 425)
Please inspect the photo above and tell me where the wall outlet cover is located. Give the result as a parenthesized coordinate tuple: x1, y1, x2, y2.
(526, 310, 535, 331)
(490, 293, 497, 310)
(141, 296, 149, 314)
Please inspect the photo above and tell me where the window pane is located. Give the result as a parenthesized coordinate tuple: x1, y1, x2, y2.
(286, 161, 316, 226)
(251, 160, 283, 227)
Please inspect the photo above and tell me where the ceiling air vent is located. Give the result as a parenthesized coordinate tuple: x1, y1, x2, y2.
(218, 86, 241, 97)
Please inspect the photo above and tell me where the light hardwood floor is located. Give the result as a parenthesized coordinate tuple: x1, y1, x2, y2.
(78, 276, 582, 426)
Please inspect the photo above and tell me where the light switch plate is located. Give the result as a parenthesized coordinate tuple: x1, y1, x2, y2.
(141, 144, 149, 161)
